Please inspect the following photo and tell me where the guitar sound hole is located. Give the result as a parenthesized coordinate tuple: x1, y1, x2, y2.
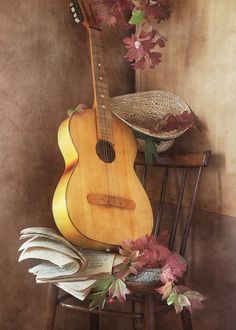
(96, 140, 116, 163)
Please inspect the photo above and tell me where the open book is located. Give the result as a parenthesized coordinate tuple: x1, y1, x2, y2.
(19, 227, 123, 300)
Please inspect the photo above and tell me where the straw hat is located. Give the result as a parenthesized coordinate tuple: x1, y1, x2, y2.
(111, 90, 192, 153)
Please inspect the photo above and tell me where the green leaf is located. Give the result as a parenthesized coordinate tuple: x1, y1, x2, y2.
(89, 291, 107, 310)
(92, 275, 114, 292)
(167, 292, 177, 306)
(129, 9, 144, 26)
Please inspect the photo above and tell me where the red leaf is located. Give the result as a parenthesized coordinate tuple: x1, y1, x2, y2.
(124, 28, 165, 69)
(92, 0, 133, 28)
(162, 111, 196, 132)
(163, 254, 187, 278)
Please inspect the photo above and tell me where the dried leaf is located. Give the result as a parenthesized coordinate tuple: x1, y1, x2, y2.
(167, 292, 191, 313)
(163, 254, 187, 279)
(156, 281, 173, 300)
(109, 279, 131, 302)
(183, 291, 206, 312)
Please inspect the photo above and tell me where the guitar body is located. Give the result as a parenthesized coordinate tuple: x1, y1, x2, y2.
(52, 110, 153, 250)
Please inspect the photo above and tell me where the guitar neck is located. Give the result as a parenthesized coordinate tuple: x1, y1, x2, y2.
(88, 27, 114, 144)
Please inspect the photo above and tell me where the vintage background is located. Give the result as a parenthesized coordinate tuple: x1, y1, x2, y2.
(1, 0, 236, 329)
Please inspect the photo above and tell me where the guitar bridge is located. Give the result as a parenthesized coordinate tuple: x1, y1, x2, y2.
(87, 194, 136, 210)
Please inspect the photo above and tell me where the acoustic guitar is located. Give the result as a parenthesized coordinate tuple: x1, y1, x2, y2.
(52, 0, 153, 250)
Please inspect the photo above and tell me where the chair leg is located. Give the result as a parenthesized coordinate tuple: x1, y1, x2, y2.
(43, 284, 59, 330)
(180, 309, 193, 330)
(132, 301, 142, 330)
(143, 294, 155, 330)
(90, 313, 99, 330)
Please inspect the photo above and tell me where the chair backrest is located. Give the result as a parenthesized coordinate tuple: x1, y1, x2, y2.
(135, 151, 211, 258)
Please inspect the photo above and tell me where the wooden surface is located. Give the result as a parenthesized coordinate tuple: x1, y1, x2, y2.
(137, 0, 236, 217)
(53, 111, 153, 248)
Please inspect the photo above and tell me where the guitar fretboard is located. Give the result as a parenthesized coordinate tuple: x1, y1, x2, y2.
(89, 28, 114, 144)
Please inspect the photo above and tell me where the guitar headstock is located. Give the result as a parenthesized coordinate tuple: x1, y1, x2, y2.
(69, 0, 101, 30)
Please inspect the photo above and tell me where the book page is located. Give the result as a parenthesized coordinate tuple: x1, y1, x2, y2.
(19, 237, 80, 260)
(55, 279, 96, 301)
(20, 228, 83, 258)
(78, 250, 115, 277)
(20, 233, 87, 267)
(113, 254, 124, 267)
(19, 247, 77, 267)
(28, 262, 80, 279)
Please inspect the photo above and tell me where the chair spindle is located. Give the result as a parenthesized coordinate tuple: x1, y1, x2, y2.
(179, 167, 203, 257)
(168, 168, 188, 250)
(153, 168, 169, 237)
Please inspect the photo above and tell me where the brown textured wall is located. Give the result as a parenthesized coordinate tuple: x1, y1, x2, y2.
(136, 0, 236, 329)
(0, 1, 133, 329)
(137, 0, 236, 217)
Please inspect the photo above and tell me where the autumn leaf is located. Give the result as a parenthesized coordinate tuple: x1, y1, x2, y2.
(156, 230, 169, 246)
(183, 291, 206, 312)
(92, 0, 133, 28)
(167, 292, 191, 313)
(124, 28, 166, 69)
(114, 250, 143, 279)
(109, 279, 131, 302)
(163, 254, 187, 279)
(143, 0, 171, 23)
(159, 265, 176, 284)
(156, 280, 173, 300)
(162, 111, 196, 132)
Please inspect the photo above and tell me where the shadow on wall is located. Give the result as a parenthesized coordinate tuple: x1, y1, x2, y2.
(170, 113, 226, 214)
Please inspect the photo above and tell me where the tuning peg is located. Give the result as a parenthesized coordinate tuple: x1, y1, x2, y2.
(73, 12, 77, 18)
(70, 6, 75, 13)
(75, 17, 80, 24)
(69, 2, 74, 7)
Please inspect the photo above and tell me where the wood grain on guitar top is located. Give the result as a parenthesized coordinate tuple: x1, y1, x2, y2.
(52, 110, 153, 250)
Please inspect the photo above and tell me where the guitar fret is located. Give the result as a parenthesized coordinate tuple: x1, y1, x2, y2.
(89, 28, 114, 142)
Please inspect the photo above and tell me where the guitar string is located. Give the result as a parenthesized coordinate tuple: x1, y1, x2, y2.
(91, 31, 111, 200)
(94, 31, 118, 205)
(92, 30, 115, 202)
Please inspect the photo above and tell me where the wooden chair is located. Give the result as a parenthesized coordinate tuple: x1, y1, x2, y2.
(43, 150, 211, 330)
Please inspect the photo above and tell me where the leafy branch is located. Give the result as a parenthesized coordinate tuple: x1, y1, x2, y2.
(92, 0, 172, 69)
